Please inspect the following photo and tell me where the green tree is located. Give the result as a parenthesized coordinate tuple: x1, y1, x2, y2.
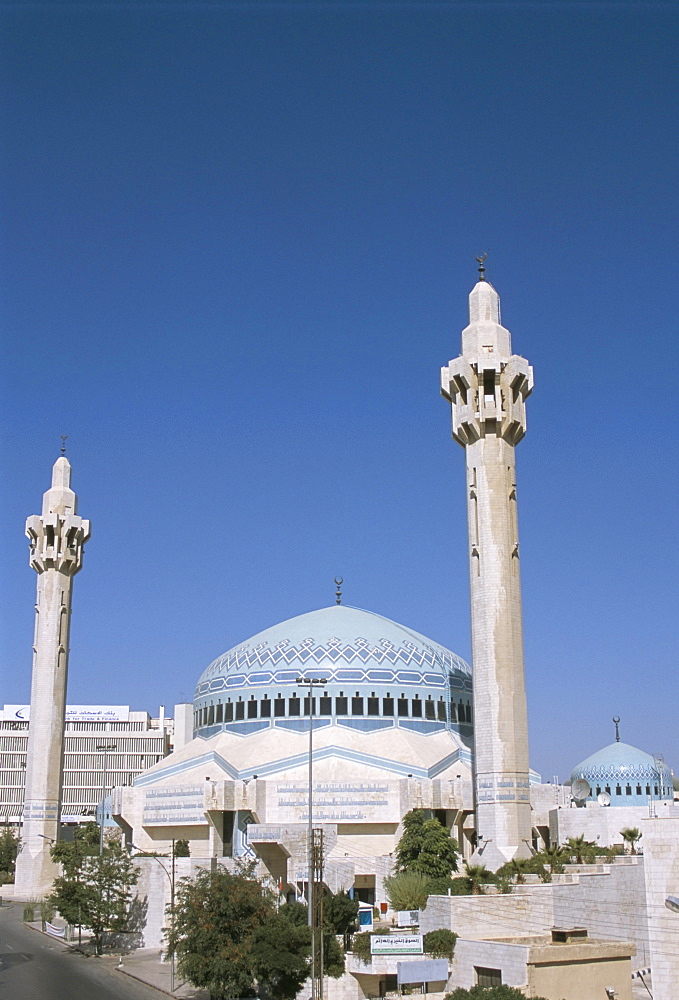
(536, 843, 566, 874)
(565, 834, 597, 864)
(166, 862, 273, 999)
(173, 839, 190, 858)
(0, 827, 20, 882)
(384, 870, 431, 910)
(463, 862, 494, 895)
(620, 827, 642, 855)
(49, 843, 139, 954)
(396, 810, 459, 879)
(249, 902, 311, 1000)
(323, 888, 359, 941)
(446, 987, 550, 1000)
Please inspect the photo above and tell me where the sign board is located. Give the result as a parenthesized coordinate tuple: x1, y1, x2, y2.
(397, 910, 420, 926)
(397, 959, 448, 985)
(370, 934, 423, 955)
(1, 704, 129, 723)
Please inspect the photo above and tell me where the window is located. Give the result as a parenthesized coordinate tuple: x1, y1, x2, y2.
(225, 703, 234, 722)
(646, 785, 651, 796)
(336, 697, 348, 715)
(216, 703, 223, 723)
(367, 697, 379, 716)
(447, 700, 455, 722)
(437, 700, 447, 721)
(274, 698, 286, 718)
(383, 697, 394, 716)
(615, 785, 622, 796)
(247, 700, 258, 719)
(235, 702, 245, 721)
(483, 370, 496, 397)
(425, 700, 435, 720)
(626, 785, 632, 795)
(208, 706, 215, 725)
(412, 698, 422, 718)
(636, 785, 642, 795)
(352, 697, 364, 715)
(289, 697, 300, 716)
(397, 698, 409, 717)
(319, 696, 332, 716)
(260, 699, 271, 718)
(475, 967, 502, 987)
(303, 697, 315, 716)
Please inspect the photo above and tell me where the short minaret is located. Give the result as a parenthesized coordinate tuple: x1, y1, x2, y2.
(14, 455, 90, 896)
(441, 263, 533, 868)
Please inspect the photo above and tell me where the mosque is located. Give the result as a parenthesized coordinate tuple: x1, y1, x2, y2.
(12, 267, 679, 999)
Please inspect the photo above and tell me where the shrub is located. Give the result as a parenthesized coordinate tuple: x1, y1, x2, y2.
(423, 928, 457, 959)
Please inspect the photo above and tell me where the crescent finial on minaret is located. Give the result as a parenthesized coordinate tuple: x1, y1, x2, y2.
(475, 252, 487, 281)
(334, 577, 343, 605)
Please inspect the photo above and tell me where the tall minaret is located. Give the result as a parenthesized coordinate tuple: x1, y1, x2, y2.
(14, 454, 90, 896)
(441, 260, 533, 868)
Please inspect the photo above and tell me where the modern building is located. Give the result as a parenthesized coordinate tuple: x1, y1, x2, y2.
(0, 704, 172, 829)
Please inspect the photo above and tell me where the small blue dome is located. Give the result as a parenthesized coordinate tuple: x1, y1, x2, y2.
(570, 741, 674, 806)
(193, 605, 472, 741)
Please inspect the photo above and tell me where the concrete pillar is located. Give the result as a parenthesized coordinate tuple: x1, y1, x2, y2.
(14, 456, 90, 896)
(441, 271, 533, 868)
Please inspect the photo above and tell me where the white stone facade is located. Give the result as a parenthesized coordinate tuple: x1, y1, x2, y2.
(441, 277, 533, 867)
(14, 457, 90, 897)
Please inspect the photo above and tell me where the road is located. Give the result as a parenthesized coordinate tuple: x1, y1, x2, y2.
(0, 903, 164, 1000)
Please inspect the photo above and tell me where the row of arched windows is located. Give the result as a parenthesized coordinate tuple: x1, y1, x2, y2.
(195, 692, 473, 729)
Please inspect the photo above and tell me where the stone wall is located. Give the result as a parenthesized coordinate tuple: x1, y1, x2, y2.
(641, 816, 679, 1000)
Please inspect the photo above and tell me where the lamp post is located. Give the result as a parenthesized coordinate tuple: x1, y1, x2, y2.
(297, 676, 327, 1000)
(96, 743, 116, 855)
(131, 840, 176, 992)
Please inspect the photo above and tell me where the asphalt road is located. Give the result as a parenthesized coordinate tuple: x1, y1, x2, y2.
(0, 904, 163, 1000)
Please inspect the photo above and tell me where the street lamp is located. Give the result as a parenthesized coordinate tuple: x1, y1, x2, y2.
(131, 840, 176, 993)
(96, 743, 116, 855)
(297, 676, 327, 1000)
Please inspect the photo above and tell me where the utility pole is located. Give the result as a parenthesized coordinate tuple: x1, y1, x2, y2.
(311, 827, 325, 1000)
(297, 675, 327, 1000)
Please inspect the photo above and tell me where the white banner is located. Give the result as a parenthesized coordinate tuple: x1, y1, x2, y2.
(371, 934, 423, 955)
(1, 704, 129, 723)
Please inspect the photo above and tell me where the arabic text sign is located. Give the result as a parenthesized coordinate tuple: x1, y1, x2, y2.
(370, 934, 423, 955)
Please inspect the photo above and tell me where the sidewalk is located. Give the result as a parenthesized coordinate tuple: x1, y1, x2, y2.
(113, 948, 209, 999)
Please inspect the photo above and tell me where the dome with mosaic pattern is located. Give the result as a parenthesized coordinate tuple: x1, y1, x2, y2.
(193, 605, 473, 744)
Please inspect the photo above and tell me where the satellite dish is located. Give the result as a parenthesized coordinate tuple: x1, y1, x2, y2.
(572, 779, 591, 801)
(598, 792, 611, 807)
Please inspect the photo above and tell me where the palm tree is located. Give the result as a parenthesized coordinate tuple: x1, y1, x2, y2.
(565, 835, 596, 864)
(507, 858, 531, 884)
(540, 844, 566, 874)
(464, 862, 493, 895)
(620, 827, 642, 855)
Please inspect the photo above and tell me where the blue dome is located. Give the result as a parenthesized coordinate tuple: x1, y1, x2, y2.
(570, 741, 674, 806)
(193, 605, 472, 741)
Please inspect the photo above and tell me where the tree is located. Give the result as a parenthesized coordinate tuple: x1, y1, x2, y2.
(396, 810, 459, 879)
(323, 887, 359, 946)
(384, 870, 431, 910)
(620, 827, 642, 855)
(49, 843, 140, 954)
(565, 835, 597, 864)
(166, 862, 272, 999)
(446, 987, 550, 1000)
(463, 863, 494, 895)
(249, 902, 311, 1000)
(0, 827, 20, 883)
(536, 843, 567, 874)
(173, 839, 190, 857)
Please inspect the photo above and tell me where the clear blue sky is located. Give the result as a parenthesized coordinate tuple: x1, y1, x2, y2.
(1, 1, 677, 783)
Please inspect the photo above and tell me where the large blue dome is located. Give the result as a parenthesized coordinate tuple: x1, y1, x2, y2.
(570, 741, 674, 806)
(193, 605, 472, 742)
